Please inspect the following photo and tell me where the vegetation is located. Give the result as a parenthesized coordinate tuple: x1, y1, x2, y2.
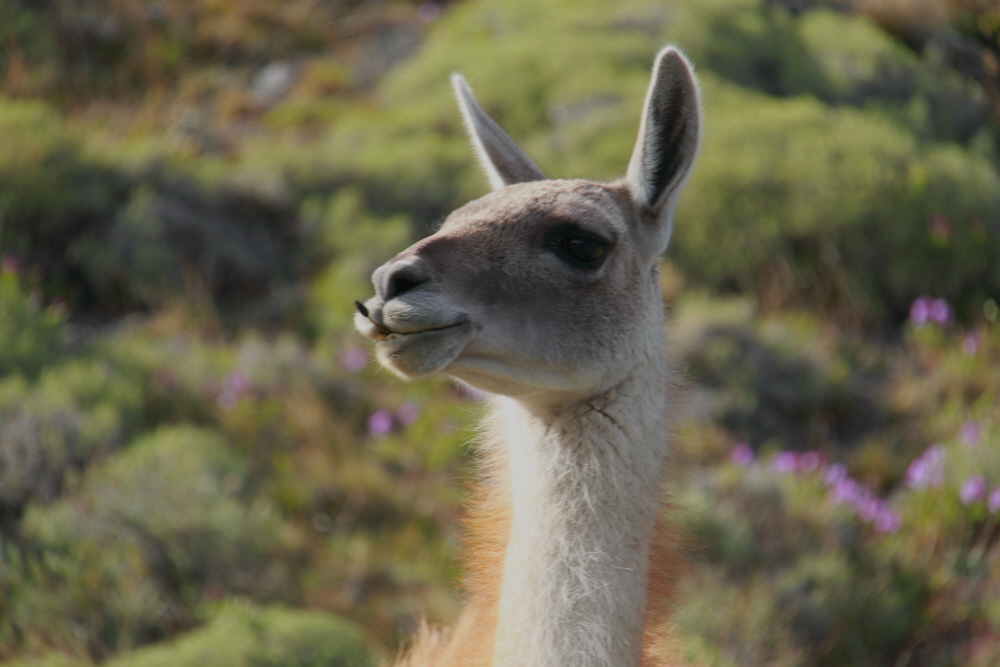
(1, 0, 998, 665)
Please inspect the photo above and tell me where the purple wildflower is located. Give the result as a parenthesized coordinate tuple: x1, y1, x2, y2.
(873, 507, 901, 534)
(396, 402, 419, 425)
(730, 442, 754, 467)
(341, 348, 367, 373)
(909, 296, 951, 327)
(855, 496, 882, 522)
(822, 463, 848, 486)
(928, 298, 951, 325)
(218, 370, 252, 411)
(0, 254, 21, 274)
(367, 409, 394, 437)
(960, 475, 987, 505)
(910, 296, 932, 326)
(962, 332, 980, 357)
(798, 451, 822, 474)
(416, 2, 442, 22)
(905, 445, 945, 490)
(224, 370, 251, 394)
(988, 488, 1000, 514)
(829, 477, 862, 505)
(960, 420, 981, 447)
(772, 451, 798, 474)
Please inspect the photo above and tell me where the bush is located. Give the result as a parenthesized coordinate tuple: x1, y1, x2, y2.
(0, 97, 311, 321)
(1, 654, 89, 667)
(681, 311, 886, 450)
(1, 603, 372, 667)
(0, 270, 65, 380)
(2, 426, 294, 659)
(675, 83, 1000, 322)
(675, 310, 1000, 667)
(0, 98, 131, 310)
(0, 353, 146, 541)
(105, 601, 372, 667)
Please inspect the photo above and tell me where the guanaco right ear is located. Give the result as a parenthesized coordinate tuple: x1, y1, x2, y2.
(452, 74, 546, 191)
(625, 47, 701, 253)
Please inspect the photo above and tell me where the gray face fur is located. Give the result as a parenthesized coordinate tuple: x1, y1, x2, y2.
(355, 48, 701, 408)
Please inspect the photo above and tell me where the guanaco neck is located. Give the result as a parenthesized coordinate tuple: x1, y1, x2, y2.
(485, 338, 672, 667)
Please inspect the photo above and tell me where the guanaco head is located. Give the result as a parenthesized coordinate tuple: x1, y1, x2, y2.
(356, 48, 701, 408)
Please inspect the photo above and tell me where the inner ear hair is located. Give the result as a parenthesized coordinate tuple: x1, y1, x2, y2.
(626, 47, 702, 214)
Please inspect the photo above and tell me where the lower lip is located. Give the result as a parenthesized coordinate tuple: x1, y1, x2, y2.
(375, 320, 466, 346)
(377, 322, 466, 343)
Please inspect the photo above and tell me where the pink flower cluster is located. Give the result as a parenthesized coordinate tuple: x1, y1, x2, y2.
(729, 444, 901, 534)
(960, 475, 986, 505)
(1, 254, 22, 274)
(367, 402, 421, 438)
(962, 333, 980, 357)
(341, 348, 367, 373)
(730, 442, 754, 466)
(821, 463, 901, 534)
(909, 296, 951, 327)
(960, 420, 981, 447)
(731, 445, 825, 474)
(417, 2, 442, 22)
(770, 450, 824, 474)
(218, 370, 252, 411)
(991, 489, 1000, 514)
(905, 445, 946, 490)
(958, 475, 1000, 512)
(906, 442, 1000, 512)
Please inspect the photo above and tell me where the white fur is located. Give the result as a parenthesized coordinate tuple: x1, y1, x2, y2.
(489, 310, 671, 667)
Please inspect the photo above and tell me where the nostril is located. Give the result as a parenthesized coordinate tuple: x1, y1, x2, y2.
(374, 257, 432, 301)
(386, 267, 429, 300)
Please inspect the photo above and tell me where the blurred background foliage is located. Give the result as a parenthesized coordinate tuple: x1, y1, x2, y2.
(1, 0, 999, 665)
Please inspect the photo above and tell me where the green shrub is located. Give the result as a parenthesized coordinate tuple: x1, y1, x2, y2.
(0, 603, 372, 667)
(0, 653, 90, 667)
(681, 306, 887, 450)
(0, 271, 65, 379)
(674, 309, 1000, 666)
(0, 354, 147, 541)
(0, 98, 132, 307)
(0, 96, 313, 320)
(2, 426, 294, 659)
(676, 83, 1000, 321)
(106, 601, 372, 667)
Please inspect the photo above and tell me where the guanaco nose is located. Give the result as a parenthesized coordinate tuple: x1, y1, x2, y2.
(372, 257, 431, 301)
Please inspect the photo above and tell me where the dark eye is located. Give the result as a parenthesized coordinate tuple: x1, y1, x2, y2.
(545, 225, 612, 269)
(563, 236, 605, 263)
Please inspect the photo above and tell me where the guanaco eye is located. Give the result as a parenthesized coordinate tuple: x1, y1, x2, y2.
(545, 225, 612, 269)
(562, 236, 605, 263)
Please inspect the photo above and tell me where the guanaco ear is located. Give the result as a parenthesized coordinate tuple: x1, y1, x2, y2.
(625, 47, 701, 252)
(452, 74, 546, 191)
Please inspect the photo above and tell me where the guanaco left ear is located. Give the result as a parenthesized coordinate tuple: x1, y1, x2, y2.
(452, 74, 546, 191)
(625, 47, 702, 254)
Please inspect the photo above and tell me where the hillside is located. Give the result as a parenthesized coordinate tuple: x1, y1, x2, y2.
(2, 1, 1000, 665)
